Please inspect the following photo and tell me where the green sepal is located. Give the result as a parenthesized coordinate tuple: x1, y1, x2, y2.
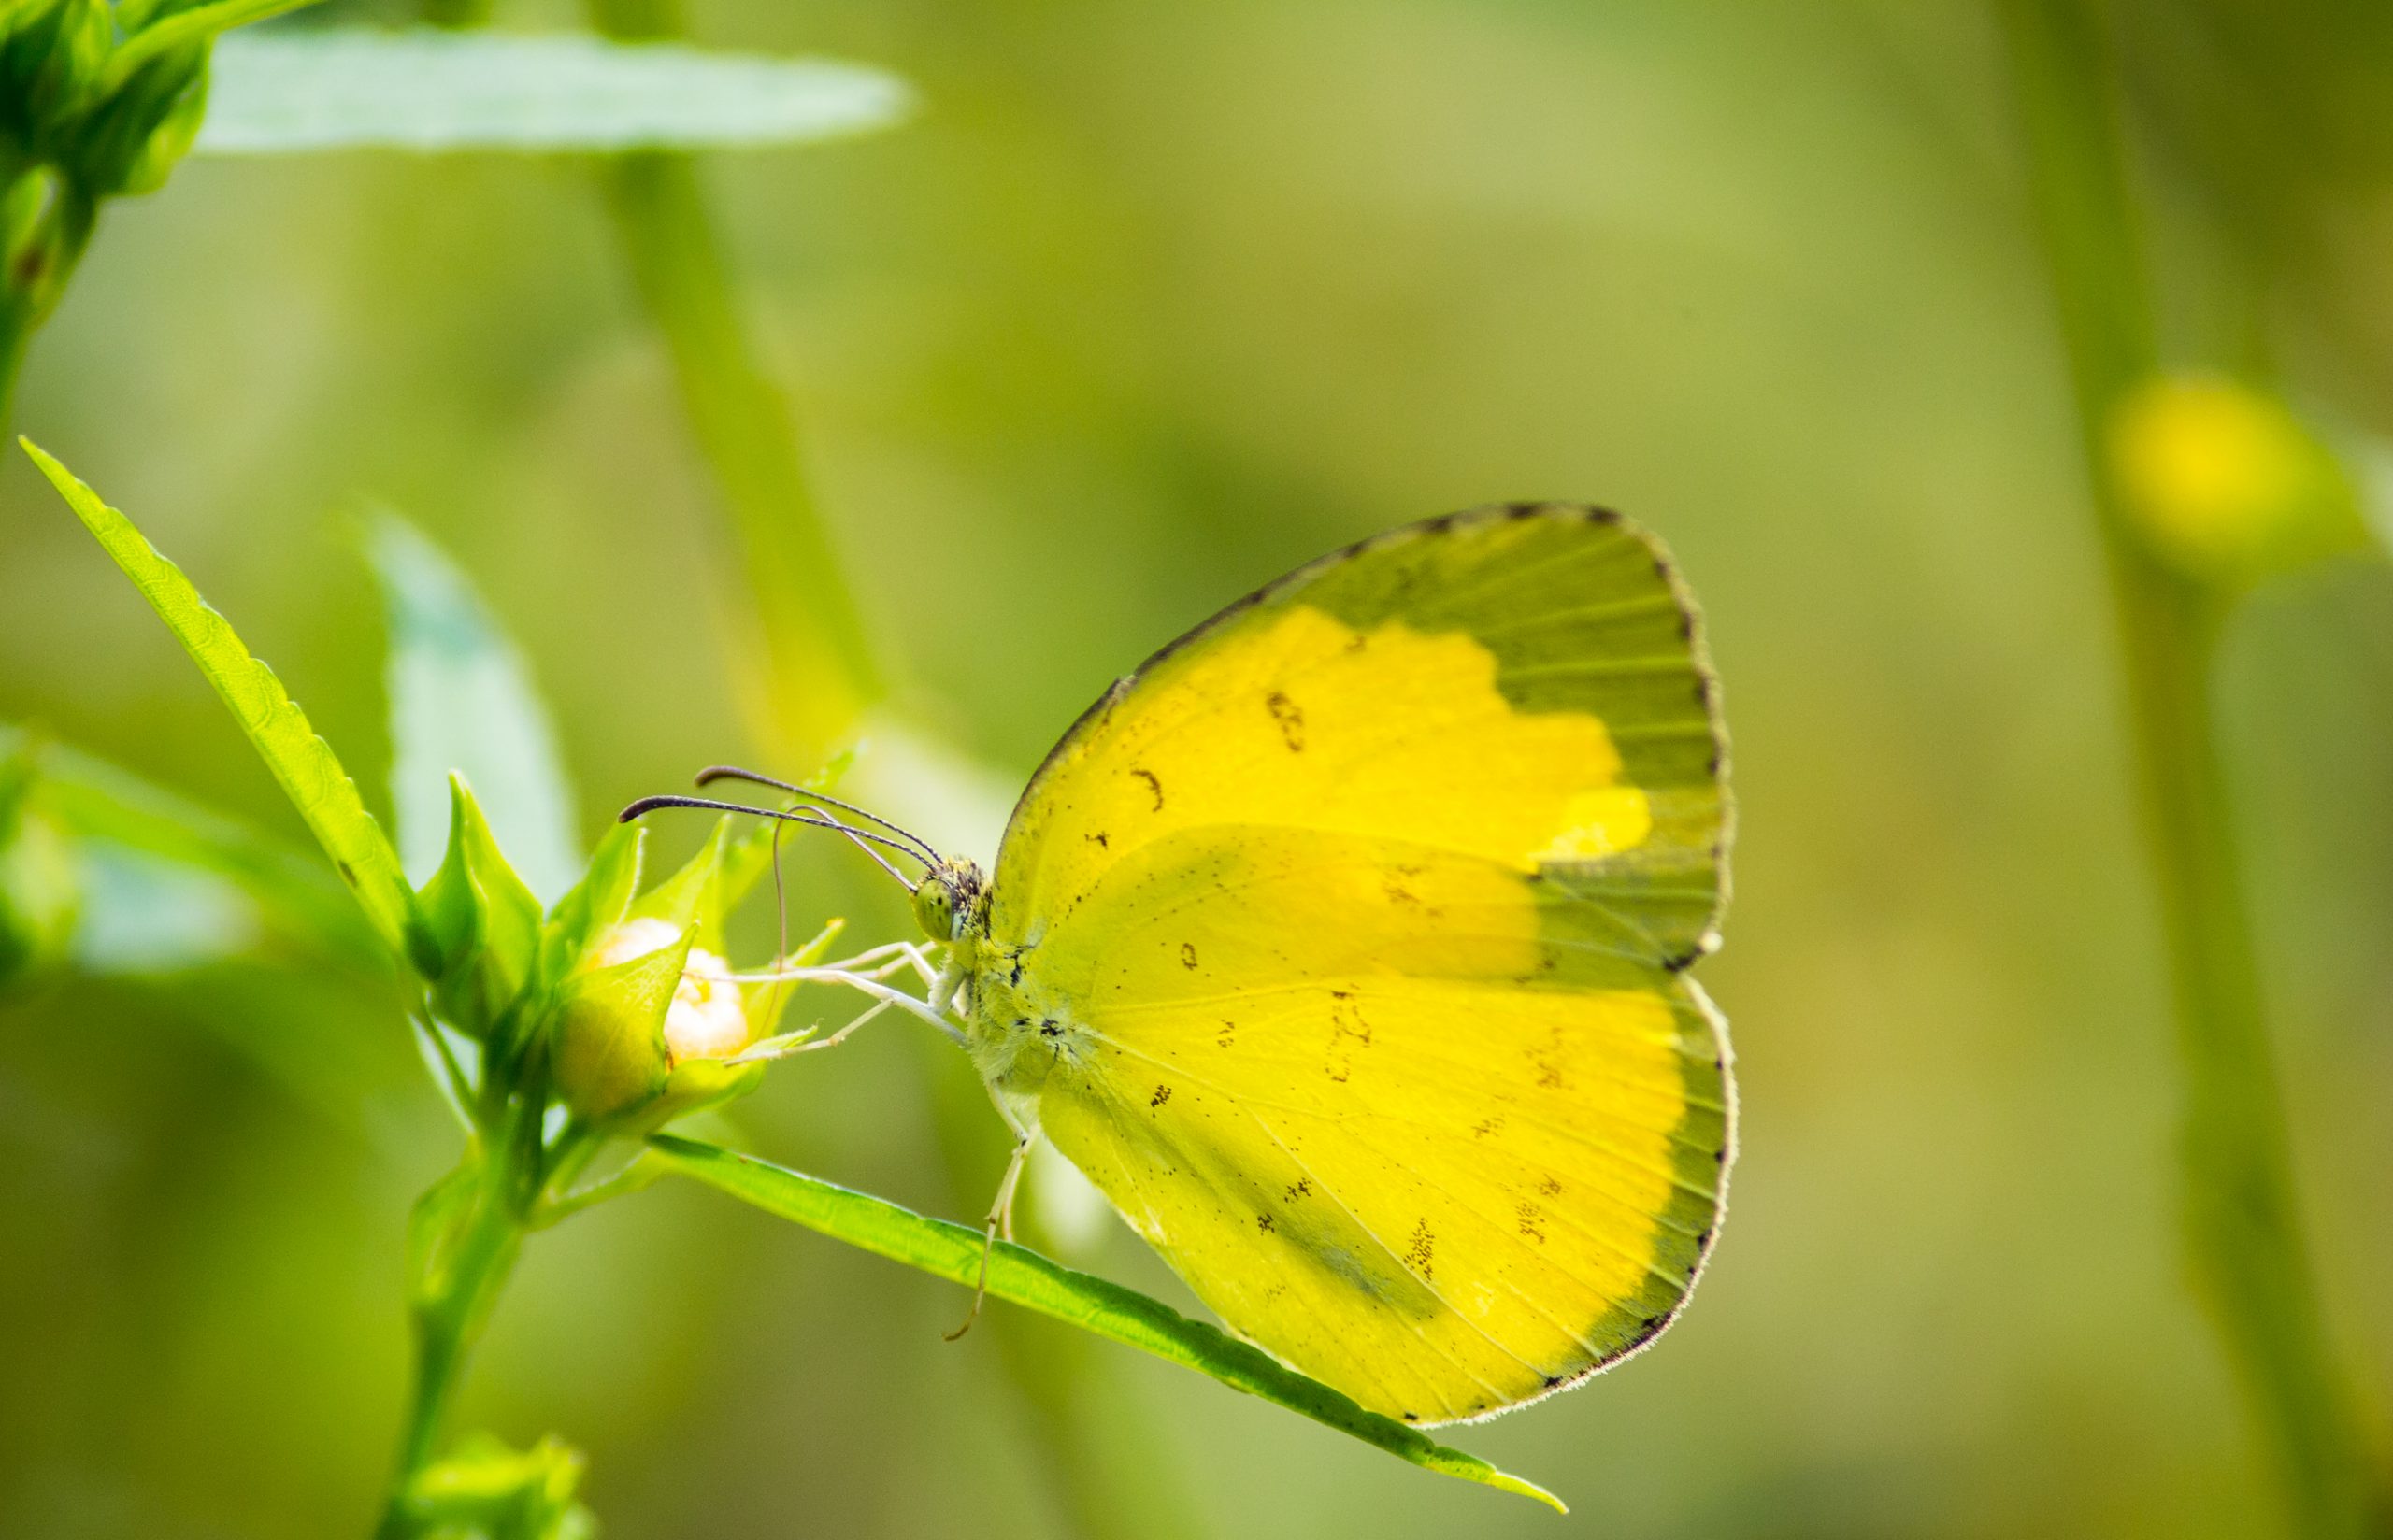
(626, 815, 735, 951)
(76, 46, 210, 196)
(537, 819, 642, 983)
(548, 920, 690, 1124)
(415, 772, 544, 1037)
(617, 1055, 767, 1141)
(2, 0, 109, 131)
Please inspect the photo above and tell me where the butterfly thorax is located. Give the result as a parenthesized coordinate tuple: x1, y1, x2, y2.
(910, 856, 1094, 1099)
(953, 930, 1098, 1101)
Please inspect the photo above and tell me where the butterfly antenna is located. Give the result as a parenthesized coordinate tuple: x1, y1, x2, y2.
(695, 766, 944, 865)
(620, 795, 929, 892)
(770, 813, 789, 970)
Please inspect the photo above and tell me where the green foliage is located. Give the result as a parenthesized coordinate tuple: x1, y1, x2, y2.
(0, 0, 324, 387)
(393, 1433, 594, 1540)
(648, 1134, 1569, 1512)
(30, 443, 1578, 1522)
(0, 736, 78, 991)
(0, 718, 382, 972)
(24, 441, 427, 964)
(195, 28, 911, 153)
(366, 512, 581, 905)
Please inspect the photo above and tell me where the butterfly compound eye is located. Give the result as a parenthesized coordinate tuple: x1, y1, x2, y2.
(911, 874, 956, 940)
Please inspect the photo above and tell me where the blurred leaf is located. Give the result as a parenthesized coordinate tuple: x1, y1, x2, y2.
(365, 512, 581, 905)
(0, 735, 77, 989)
(194, 29, 911, 154)
(22, 440, 423, 966)
(0, 720, 381, 971)
(648, 1134, 1567, 1513)
(66, 842, 257, 975)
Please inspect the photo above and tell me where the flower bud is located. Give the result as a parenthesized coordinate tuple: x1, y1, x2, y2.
(590, 917, 749, 1066)
(2108, 375, 2366, 586)
(544, 819, 810, 1136)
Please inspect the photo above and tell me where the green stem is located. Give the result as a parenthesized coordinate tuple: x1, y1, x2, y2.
(1999, 4, 2385, 1533)
(376, 1152, 528, 1539)
(0, 307, 29, 433)
(584, 0, 883, 763)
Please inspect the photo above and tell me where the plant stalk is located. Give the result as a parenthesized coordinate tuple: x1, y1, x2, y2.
(569, 8, 1199, 1533)
(1999, 3, 2385, 1533)
(584, 0, 882, 763)
(376, 1151, 528, 1538)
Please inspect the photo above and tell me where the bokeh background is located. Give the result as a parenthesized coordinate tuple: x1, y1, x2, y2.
(4, 1, 2392, 1535)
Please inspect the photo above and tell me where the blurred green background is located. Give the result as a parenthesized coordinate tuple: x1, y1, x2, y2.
(4, 1, 2392, 1535)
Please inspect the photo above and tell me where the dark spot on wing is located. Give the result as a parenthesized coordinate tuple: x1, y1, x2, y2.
(1132, 768, 1164, 811)
(1515, 1202, 1545, 1243)
(1256, 1212, 1274, 1233)
(337, 861, 356, 884)
(1216, 1020, 1236, 1048)
(1180, 941, 1197, 970)
(1085, 830, 1110, 848)
(1471, 1117, 1503, 1138)
(1404, 1219, 1436, 1279)
(1150, 1084, 1172, 1108)
(1039, 1019, 1063, 1038)
(1535, 1061, 1564, 1090)
(1266, 691, 1306, 751)
(1537, 1176, 1562, 1197)
(1284, 1177, 1311, 1202)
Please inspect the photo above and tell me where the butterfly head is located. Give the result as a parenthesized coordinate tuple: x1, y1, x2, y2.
(912, 856, 988, 942)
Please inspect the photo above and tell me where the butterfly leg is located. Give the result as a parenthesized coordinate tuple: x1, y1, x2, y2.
(928, 942, 974, 1016)
(945, 1097, 1039, 1341)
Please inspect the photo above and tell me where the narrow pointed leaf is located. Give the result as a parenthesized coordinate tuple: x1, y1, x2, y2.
(648, 1134, 1566, 1512)
(365, 513, 580, 903)
(196, 30, 911, 153)
(23, 441, 422, 964)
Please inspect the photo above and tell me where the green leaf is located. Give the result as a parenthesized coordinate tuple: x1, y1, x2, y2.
(0, 720, 381, 973)
(195, 29, 911, 154)
(0, 736, 78, 989)
(648, 1135, 1567, 1513)
(365, 511, 581, 905)
(22, 440, 423, 965)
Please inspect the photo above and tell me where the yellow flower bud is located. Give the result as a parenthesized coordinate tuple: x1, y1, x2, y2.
(589, 917, 749, 1066)
(2107, 375, 2362, 584)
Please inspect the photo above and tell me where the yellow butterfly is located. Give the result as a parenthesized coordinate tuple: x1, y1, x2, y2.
(699, 503, 1734, 1427)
